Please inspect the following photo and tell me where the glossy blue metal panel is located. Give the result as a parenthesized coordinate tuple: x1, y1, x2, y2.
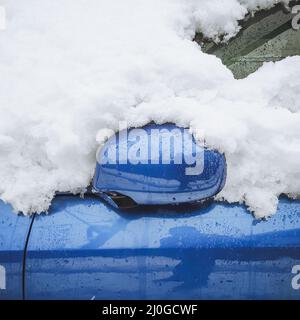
(0, 201, 32, 300)
(26, 195, 300, 300)
(93, 123, 226, 205)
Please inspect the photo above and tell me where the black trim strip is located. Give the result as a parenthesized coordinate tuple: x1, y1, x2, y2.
(22, 213, 36, 300)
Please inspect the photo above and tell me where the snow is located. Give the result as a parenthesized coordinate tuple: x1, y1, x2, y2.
(0, 0, 299, 218)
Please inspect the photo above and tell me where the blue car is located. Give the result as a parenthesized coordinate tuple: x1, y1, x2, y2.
(1, 4, 300, 300)
(1, 195, 300, 300)
(1, 123, 300, 300)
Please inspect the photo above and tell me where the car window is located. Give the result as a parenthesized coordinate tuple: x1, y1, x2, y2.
(195, 2, 300, 78)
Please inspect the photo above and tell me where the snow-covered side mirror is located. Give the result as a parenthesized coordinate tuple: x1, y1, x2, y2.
(93, 123, 226, 208)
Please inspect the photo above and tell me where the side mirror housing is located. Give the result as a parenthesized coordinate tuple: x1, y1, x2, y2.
(93, 124, 226, 208)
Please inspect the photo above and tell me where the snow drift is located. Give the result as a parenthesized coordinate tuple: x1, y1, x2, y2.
(0, 0, 299, 218)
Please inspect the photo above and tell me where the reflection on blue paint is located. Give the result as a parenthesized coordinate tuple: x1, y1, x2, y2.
(0, 202, 32, 300)
(93, 123, 226, 205)
(25, 195, 300, 300)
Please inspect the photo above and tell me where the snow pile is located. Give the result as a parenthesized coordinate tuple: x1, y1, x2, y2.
(0, 0, 299, 218)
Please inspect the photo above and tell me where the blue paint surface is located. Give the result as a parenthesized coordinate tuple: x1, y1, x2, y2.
(0, 202, 32, 300)
(0, 125, 298, 300)
(25, 195, 300, 300)
(93, 123, 226, 205)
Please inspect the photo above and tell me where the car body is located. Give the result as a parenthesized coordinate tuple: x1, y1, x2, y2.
(1, 195, 300, 300)
(1, 3, 300, 300)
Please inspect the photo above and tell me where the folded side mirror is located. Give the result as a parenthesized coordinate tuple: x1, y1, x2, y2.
(93, 123, 226, 208)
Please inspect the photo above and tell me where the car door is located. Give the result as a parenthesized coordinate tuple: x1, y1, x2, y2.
(0, 201, 33, 300)
(24, 194, 300, 300)
(17, 3, 300, 300)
